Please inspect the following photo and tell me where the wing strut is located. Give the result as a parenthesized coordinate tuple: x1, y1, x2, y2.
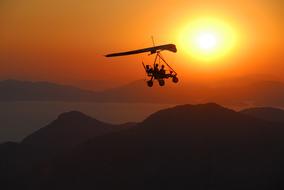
(154, 52, 177, 75)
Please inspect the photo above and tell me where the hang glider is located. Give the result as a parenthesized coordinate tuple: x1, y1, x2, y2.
(105, 44, 177, 57)
(105, 43, 179, 87)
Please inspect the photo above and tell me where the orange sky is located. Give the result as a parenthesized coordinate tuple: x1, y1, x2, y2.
(0, 0, 284, 85)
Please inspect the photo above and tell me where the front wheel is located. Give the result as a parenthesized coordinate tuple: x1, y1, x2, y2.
(147, 80, 153, 87)
(172, 77, 179, 83)
(158, 79, 165, 87)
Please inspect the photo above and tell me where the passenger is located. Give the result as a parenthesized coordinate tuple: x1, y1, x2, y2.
(154, 64, 159, 74)
(159, 65, 166, 75)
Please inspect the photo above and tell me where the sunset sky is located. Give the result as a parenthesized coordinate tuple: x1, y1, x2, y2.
(0, 0, 284, 85)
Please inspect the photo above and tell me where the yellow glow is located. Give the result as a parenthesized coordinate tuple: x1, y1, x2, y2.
(178, 18, 238, 62)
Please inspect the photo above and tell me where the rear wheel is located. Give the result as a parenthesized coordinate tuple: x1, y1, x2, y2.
(172, 77, 179, 83)
(158, 79, 165, 86)
(147, 80, 153, 87)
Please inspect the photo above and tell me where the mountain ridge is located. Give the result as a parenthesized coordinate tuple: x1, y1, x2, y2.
(1, 103, 284, 189)
(1, 78, 284, 107)
(37, 103, 284, 190)
(21, 110, 122, 150)
(0, 79, 97, 101)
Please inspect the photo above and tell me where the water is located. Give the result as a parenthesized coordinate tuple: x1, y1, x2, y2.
(0, 101, 173, 143)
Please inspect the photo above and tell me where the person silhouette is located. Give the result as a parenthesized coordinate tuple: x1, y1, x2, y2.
(145, 65, 153, 74)
(154, 64, 159, 73)
(159, 65, 166, 75)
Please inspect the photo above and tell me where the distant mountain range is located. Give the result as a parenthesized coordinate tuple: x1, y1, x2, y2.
(1, 77, 284, 107)
(1, 103, 284, 189)
(0, 79, 96, 101)
(69, 79, 126, 91)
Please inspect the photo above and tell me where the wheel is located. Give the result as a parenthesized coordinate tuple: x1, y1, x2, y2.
(158, 79, 165, 86)
(172, 77, 179, 83)
(147, 80, 153, 87)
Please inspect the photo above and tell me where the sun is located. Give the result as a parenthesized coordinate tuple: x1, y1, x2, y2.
(196, 32, 218, 51)
(178, 17, 238, 62)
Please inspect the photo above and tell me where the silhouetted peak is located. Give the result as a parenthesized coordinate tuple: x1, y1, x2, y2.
(172, 103, 225, 111)
(58, 110, 89, 119)
(148, 103, 232, 118)
(141, 103, 237, 130)
(21, 111, 114, 149)
(54, 111, 101, 125)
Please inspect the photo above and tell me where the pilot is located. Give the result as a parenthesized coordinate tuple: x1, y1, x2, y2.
(159, 65, 166, 75)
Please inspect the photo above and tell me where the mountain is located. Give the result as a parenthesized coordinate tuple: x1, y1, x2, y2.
(21, 111, 117, 150)
(240, 107, 284, 123)
(19, 111, 135, 157)
(2, 78, 284, 108)
(208, 81, 284, 107)
(0, 111, 136, 189)
(96, 79, 208, 103)
(0, 79, 189, 103)
(93, 77, 284, 107)
(0, 79, 203, 103)
(0, 79, 97, 101)
(28, 103, 284, 190)
(69, 79, 125, 91)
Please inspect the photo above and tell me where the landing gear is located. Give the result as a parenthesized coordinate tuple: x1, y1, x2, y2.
(172, 76, 179, 83)
(158, 79, 165, 86)
(147, 80, 153, 87)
